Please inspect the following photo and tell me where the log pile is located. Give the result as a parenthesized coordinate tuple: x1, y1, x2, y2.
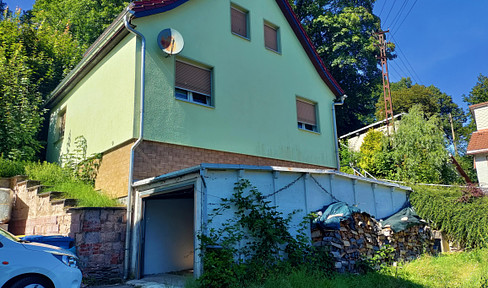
(312, 212, 434, 273)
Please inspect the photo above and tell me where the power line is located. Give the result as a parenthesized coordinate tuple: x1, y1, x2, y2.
(392, 0, 419, 36)
(387, 0, 409, 31)
(388, 63, 403, 80)
(390, 34, 423, 84)
(389, 61, 408, 80)
(382, 1, 396, 29)
(378, 0, 387, 18)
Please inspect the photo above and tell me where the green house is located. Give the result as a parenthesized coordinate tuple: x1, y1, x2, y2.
(45, 0, 345, 198)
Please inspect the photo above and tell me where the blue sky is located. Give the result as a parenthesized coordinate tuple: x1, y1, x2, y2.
(373, 0, 488, 111)
(8, 0, 488, 111)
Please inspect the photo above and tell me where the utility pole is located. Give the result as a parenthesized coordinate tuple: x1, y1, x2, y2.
(449, 113, 458, 156)
(375, 30, 394, 135)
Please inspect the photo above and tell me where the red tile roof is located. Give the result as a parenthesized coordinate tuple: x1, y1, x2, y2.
(127, 0, 344, 97)
(469, 102, 488, 112)
(129, 0, 183, 13)
(467, 129, 488, 155)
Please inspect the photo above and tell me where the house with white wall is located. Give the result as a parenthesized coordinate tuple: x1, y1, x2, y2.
(467, 102, 488, 188)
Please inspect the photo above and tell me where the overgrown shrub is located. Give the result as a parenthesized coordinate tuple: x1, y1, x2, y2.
(25, 161, 72, 186)
(0, 157, 26, 177)
(24, 161, 118, 207)
(197, 179, 334, 287)
(410, 185, 488, 249)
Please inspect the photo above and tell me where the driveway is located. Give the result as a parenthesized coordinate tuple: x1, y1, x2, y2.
(87, 274, 188, 288)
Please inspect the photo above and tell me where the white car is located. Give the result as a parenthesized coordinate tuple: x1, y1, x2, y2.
(0, 227, 82, 288)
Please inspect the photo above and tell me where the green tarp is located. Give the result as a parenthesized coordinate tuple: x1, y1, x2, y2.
(381, 207, 424, 232)
(312, 202, 424, 232)
(312, 202, 361, 230)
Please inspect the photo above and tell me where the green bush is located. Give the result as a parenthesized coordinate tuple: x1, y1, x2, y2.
(0, 157, 26, 177)
(24, 161, 72, 186)
(410, 185, 488, 249)
(24, 161, 118, 207)
(197, 179, 334, 288)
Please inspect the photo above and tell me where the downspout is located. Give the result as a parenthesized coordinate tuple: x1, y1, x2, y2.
(123, 13, 146, 279)
(332, 95, 347, 171)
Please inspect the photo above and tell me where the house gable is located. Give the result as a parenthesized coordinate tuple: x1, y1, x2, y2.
(127, 0, 343, 97)
(129, 0, 340, 167)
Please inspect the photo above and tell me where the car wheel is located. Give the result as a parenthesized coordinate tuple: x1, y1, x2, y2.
(9, 276, 53, 288)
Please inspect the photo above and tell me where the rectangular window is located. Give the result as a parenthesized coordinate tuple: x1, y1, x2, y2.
(296, 99, 318, 132)
(264, 22, 279, 52)
(57, 109, 66, 139)
(175, 60, 212, 106)
(231, 5, 249, 39)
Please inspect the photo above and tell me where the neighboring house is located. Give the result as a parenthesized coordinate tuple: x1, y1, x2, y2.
(467, 102, 488, 188)
(339, 113, 403, 152)
(45, 0, 346, 199)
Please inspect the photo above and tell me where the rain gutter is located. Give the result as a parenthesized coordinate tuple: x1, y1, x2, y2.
(332, 95, 347, 171)
(123, 13, 146, 279)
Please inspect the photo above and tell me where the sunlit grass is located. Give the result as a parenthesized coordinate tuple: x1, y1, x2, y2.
(50, 181, 120, 207)
(187, 249, 488, 288)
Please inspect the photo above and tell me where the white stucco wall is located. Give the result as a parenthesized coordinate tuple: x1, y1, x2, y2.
(475, 154, 488, 188)
(474, 106, 488, 130)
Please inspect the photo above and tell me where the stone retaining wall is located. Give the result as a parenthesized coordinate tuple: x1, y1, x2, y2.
(69, 207, 126, 282)
(2, 177, 127, 281)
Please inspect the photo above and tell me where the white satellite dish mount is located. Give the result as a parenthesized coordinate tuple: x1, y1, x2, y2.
(157, 28, 184, 57)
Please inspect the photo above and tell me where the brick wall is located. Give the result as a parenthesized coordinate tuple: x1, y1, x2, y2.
(133, 141, 328, 181)
(95, 141, 133, 198)
(96, 140, 331, 198)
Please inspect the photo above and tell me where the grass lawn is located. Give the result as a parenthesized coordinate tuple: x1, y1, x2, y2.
(187, 249, 488, 288)
(49, 181, 120, 207)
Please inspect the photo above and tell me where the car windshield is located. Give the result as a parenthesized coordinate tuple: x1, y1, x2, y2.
(0, 227, 20, 242)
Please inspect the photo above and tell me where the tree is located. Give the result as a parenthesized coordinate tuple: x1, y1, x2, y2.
(0, 12, 43, 160)
(358, 129, 392, 178)
(32, 0, 127, 48)
(0, 9, 81, 160)
(340, 105, 459, 184)
(375, 77, 466, 150)
(289, 0, 394, 134)
(389, 105, 453, 184)
(463, 74, 488, 106)
(0, 1, 5, 19)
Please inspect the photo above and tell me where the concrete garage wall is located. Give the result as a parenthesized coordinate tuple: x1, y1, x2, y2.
(204, 168, 409, 235)
(132, 164, 412, 277)
(143, 198, 194, 275)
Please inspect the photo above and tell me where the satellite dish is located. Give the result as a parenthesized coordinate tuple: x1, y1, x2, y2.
(157, 28, 184, 56)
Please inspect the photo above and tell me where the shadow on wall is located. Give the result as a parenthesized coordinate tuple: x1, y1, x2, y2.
(9, 197, 28, 235)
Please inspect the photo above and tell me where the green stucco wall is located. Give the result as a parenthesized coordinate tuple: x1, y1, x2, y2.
(46, 35, 137, 162)
(132, 0, 338, 168)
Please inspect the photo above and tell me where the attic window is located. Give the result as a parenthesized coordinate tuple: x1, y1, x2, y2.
(175, 60, 212, 106)
(231, 4, 249, 39)
(296, 98, 318, 132)
(264, 21, 279, 52)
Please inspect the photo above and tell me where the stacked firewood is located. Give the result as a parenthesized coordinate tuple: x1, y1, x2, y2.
(312, 212, 434, 273)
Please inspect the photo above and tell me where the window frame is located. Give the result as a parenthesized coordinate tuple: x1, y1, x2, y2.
(296, 98, 319, 133)
(230, 3, 250, 40)
(174, 59, 213, 107)
(56, 108, 67, 141)
(264, 20, 280, 53)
